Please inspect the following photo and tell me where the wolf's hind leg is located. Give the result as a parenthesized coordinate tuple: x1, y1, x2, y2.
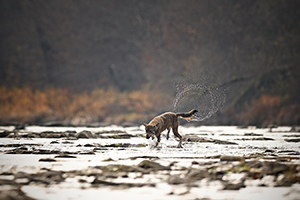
(172, 122, 183, 148)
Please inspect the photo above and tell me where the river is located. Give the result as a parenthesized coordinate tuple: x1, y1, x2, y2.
(0, 125, 299, 200)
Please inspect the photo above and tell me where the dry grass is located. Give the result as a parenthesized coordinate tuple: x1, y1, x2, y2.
(0, 87, 171, 125)
(239, 94, 300, 126)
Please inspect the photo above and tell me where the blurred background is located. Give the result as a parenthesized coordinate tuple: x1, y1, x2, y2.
(0, 0, 299, 127)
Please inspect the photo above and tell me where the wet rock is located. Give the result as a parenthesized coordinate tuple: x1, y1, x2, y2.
(130, 143, 146, 147)
(137, 160, 170, 171)
(214, 140, 238, 145)
(223, 181, 246, 190)
(44, 132, 60, 138)
(264, 149, 275, 153)
(220, 155, 245, 162)
(97, 132, 135, 139)
(191, 161, 199, 165)
(103, 158, 115, 162)
(205, 155, 221, 159)
(168, 175, 185, 185)
(84, 144, 95, 147)
(283, 134, 300, 137)
(184, 136, 237, 145)
(256, 137, 275, 141)
(95, 130, 127, 134)
(187, 169, 207, 181)
(39, 158, 57, 162)
(244, 152, 265, 159)
(0, 131, 13, 138)
(25, 133, 40, 138)
(244, 132, 263, 136)
(247, 160, 263, 169)
(262, 161, 288, 175)
(290, 126, 300, 132)
(62, 140, 74, 144)
(109, 133, 135, 139)
(104, 143, 131, 148)
(77, 130, 94, 138)
(285, 138, 300, 142)
(127, 156, 159, 160)
(237, 137, 274, 141)
(92, 177, 155, 187)
(54, 154, 77, 158)
(41, 131, 63, 138)
(185, 136, 213, 142)
(5, 148, 32, 154)
(0, 179, 17, 185)
(33, 149, 53, 154)
(93, 147, 108, 151)
(50, 141, 59, 144)
(276, 175, 296, 187)
(99, 164, 149, 174)
(278, 150, 300, 155)
(275, 165, 300, 186)
(220, 133, 240, 136)
(0, 143, 23, 147)
(37, 170, 64, 184)
(91, 178, 120, 186)
(0, 188, 35, 200)
(14, 170, 64, 185)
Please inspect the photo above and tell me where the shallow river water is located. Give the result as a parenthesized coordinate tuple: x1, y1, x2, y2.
(0, 125, 299, 200)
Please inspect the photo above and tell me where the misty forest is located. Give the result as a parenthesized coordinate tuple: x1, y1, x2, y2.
(1, 0, 300, 127)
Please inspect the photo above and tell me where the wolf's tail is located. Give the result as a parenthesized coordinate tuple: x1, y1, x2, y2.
(176, 109, 198, 120)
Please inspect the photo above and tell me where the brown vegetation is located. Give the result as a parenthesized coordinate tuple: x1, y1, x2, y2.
(239, 95, 300, 127)
(0, 87, 171, 125)
(1, 86, 299, 126)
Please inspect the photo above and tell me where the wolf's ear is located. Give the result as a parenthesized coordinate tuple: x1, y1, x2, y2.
(143, 123, 148, 127)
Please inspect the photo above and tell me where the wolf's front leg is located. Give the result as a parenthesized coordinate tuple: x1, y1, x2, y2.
(166, 128, 171, 140)
(155, 134, 161, 147)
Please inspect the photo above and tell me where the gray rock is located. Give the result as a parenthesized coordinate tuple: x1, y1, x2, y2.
(244, 132, 263, 136)
(137, 160, 170, 171)
(223, 181, 246, 190)
(39, 158, 57, 162)
(168, 175, 185, 185)
(285, 138, 300, 142)
(220, 155, 245, 162)
(263, 161, 288, 175)
(187, 169, 207, 181)
(77, 131, 94, 138)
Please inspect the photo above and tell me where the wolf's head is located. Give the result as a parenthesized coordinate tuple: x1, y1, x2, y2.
(143, 123, 159, 139)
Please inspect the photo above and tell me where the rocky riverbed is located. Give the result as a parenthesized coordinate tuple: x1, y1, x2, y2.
(0, 125, 299, 200)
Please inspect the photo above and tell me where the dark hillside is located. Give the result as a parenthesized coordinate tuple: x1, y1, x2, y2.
(0, 0, 299, 126)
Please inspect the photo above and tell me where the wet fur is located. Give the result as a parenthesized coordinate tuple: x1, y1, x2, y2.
(143, 109, 198, 148)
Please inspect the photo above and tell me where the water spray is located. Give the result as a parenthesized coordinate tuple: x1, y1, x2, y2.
(171, 77, 226, 122)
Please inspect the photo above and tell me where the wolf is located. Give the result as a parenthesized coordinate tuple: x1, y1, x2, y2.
(143, 109, 198, 148)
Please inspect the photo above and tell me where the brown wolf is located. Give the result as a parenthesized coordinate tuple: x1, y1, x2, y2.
(143, 109, 198, 148)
